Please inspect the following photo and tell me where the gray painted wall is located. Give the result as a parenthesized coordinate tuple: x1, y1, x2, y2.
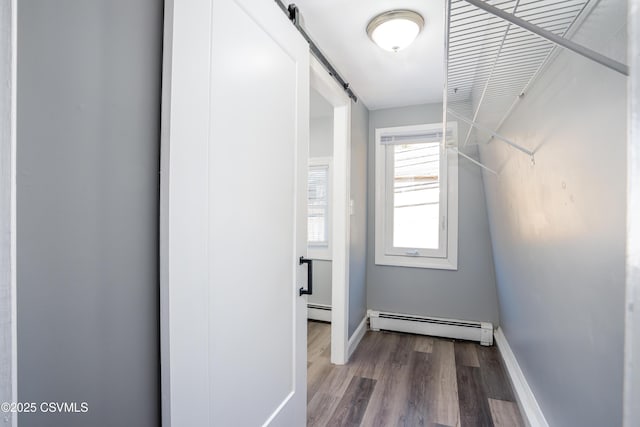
(310, 116, 333, 158)
(349, 100, 369, 336)
(366, 104, 499, 325)
(478, 0, 627, 425)
(308, 260, 332, 306)
(17, 1, 162, 426)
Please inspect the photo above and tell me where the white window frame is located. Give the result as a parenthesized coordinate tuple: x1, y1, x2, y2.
(308, 157, 332, 260)
(374, 122, 458, 270)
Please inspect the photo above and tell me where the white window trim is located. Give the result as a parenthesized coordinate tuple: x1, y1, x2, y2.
(308, 157, 332, 260)
(374, 122, 458, 270)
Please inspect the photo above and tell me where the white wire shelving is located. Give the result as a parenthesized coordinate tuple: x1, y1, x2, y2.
(442, 0, 628, 174)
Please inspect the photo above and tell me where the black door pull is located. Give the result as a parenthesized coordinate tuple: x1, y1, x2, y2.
(299, 256, 313, 296)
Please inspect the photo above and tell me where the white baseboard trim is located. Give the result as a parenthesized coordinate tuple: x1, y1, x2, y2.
(307, 303, 332, 323)
(347, 316, 368, 360)
(494, 327, 549, 427)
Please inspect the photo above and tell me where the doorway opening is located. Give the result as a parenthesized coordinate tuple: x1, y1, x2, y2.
(306, 56, 351, 366)
(306, 86, 334, 382)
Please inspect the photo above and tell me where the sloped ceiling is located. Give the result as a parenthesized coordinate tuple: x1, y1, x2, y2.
(292, 0, 446, 110)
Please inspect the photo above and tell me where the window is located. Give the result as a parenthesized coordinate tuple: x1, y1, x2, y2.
(375, 122, 458, 269)
(308, 158, 332, 259)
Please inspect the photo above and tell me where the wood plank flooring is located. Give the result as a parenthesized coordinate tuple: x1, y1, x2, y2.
(307, 321, 524, 427)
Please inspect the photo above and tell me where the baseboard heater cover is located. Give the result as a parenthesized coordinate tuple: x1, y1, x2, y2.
(368, 310, 493, 346)
(307, 303, 331, 322)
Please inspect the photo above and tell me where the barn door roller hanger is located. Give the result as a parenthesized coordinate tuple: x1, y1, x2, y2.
(275, 0, 358, 103)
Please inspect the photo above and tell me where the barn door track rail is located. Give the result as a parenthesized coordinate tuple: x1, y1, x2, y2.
(275, 0, 358, 103)
(442, 0, 629, 174)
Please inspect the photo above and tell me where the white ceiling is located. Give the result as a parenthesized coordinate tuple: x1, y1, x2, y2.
(293, 0, 445, 111)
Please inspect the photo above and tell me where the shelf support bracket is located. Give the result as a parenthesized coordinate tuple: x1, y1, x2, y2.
(462, 0, 629, 76)
(448, 146, 498, 175)
(448, 109, 534, 158)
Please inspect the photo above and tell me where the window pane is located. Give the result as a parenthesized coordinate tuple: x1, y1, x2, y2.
(308, 207, 327, 243)
(392, 142, 440, 249)
(308, 165, 329, 245)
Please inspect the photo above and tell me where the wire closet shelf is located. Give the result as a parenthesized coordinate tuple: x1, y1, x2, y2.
(442, 0, 617, 174)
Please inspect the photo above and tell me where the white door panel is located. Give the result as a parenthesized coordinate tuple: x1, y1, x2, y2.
(162, 0, 309, 425)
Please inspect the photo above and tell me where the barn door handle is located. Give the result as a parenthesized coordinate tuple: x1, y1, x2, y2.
(299, 257, 313, 296)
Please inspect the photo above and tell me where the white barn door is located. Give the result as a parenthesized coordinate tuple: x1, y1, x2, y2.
(161, 0, 309, 425)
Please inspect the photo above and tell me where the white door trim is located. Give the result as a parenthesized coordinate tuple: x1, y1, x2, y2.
(310, 57, 351, 365)
(0, 1, 18, 425)
(160, 1, 213, 424)
(159, 3, 172, 425)
(625, 0, 640, 424)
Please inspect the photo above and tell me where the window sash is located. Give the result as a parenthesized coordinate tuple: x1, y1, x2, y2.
(383, 141, 448, 259)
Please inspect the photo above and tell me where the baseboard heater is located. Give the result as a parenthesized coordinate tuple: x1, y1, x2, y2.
(368, 310, 493, 346)
(307, 303, 331, 323)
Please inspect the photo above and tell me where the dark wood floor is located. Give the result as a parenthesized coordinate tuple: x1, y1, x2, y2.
(307, 321, 524, 427)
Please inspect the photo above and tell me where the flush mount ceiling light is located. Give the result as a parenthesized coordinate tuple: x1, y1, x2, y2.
(367, 10, 424, 53)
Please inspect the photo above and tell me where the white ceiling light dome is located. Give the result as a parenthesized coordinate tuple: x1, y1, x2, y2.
(367, 10, 425, 53)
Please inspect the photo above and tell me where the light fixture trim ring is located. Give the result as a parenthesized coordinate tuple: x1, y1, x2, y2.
(366, 9, 425, 45)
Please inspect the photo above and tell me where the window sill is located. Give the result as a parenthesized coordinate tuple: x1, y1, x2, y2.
(374, 253, 458, 270)
(308, 248, 331, 261)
